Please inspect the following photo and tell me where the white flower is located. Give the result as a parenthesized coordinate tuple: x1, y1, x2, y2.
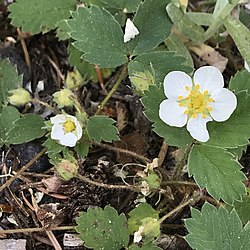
(244, 61, 250, 73)
(159, 66, 237, 142)
(50, 114, 82, 147)
(124, 18, 139, 43)
(133, 226, 144, 243)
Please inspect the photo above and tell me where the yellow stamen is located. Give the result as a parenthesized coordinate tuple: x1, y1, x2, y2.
(203, 90, 209, 95)
(208, 107, 213, 111)
(196, 84, 200, 89)
(202, 114, 206, 119)
(185, 86, 190, 91)
(63, 120, 76, 133)
(184, 110, 189, 114)
(192, 114, 197, 119)
(208, 98, 214, 102)
(178, 95, 183, 100)
(179, 103, 184, 107)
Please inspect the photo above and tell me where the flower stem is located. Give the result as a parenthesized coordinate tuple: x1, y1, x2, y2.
(95, 64, 127, 115)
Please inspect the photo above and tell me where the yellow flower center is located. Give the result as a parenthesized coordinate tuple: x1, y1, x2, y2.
(63, 120, 76, 132)
(178, 84, 214, 119)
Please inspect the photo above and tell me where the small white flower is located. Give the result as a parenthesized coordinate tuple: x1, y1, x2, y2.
(244, 61, 250, 73)
(159, 66, 237, 142)
(133, 226, 144, 243)
(124, 18, 139, 43)
(50, 114, 82, 147)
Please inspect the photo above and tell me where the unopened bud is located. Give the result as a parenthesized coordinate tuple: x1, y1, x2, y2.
(53, 88, 74, 108)
(8, 88, 31, 106)
(55, 160, 78, 181)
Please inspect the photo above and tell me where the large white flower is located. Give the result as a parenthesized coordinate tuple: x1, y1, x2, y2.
(159, 66, 237, 142)
(50, 114, 82, 147)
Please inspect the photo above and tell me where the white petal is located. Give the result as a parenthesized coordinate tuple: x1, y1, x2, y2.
(209, 88, 237, 122)
(75, 122, 83, 139)
(124, 18, 139, 43)
(51, 114, 66, 125)
(193, 66, 224, 93)
(187, 115, 212, 142)
(163, 71, 192, 99)
(51, 124, 64, 140)
(59, 133, 78, 147)
(244, 61, 250, 73)
(159, 99, 187, 127)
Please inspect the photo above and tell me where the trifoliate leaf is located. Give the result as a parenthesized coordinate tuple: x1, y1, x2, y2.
(224, 16, 250, 68)
(0, 59, 22, 105)
(229, 70, 250, 94)
(141, 83, 192, 147)
(207, 91, 250, 148)
(76, 205, 129, 250)
(188, 145, 246, 204)
(8, 0, 76, 34)
(87, 115, 119, 143)
(128, 0, 172, 55)
(68, 5, 127, 68)
(185, 202, 250, 250)
(128, 51, 193, 84)
(7, 114, 46, 144)
(0, 106, 21, 145)
(128, 203, 159, 234)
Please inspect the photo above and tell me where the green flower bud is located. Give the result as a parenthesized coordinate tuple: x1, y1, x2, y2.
(65, 68, 83, 89)
(55, 160, 78, 181)
(53, 88, 74, 108)
(8, 88, 32, 106)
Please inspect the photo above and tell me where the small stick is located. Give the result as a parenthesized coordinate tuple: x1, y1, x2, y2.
(0, 148, 47, 193)
(17, 28, 31, 71)
(95, 65, 106, 92)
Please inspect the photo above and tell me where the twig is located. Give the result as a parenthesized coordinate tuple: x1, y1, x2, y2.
(161, 180, 198, 186)
(0, 225, 75, 235)
(91, 141, 151, 163)
(95, 65, 106, 93)
(0, 148, 47, 193)
(77, 174, 140, 192)
(158, 142, 169, 167)
(95, 64, 127, 115)
(31, 98, 59, 114)
(17, 28, 31, 71)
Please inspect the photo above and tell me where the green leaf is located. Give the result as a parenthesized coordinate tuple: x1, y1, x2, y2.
(224, 16, 250, 68)
(74, 136, 90, 158)
(185, 202, 250, 250)
(68, 5, 127, 68)
(0, 59, 22, 105)
(56, 19, 71, 41)
(129, 243, 161, 250)
(0, 106, 21, 145)
(207, 91, 250, 148)
(166, 3, 205, 42)
(188, 145, 246, 204)
(229, 70, 250, 94)
(128, 203, 159, 234)
(76, 205, 129, 250)
(43, 138, 64, 155)
(128, 0, 172, 55)
(233, 194, 250, 225)
(87, 115, 119, 143)
(128, 51, 193, 85)
(185, 12, 212, 26)
(165, 33, 194, 69)
(227, 144, 247, 160)
(8, 0, 76, 34)
(7, 114, 46, 144)
(141, 83, 192, 147)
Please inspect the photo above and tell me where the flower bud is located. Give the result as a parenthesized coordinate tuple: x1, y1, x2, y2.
(52, 88, 74, 108)
(65, 68, 83, 89)
(8, 88, 31, 106)
(55, 160, 78, 181)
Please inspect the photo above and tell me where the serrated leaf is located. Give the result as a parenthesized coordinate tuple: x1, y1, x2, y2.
(233, 194, 250, 225)
(74, 136, 90, 158)
(229, 70, 250, 94)
(129, 243, 161, 250)
(128, 0, 172, 55)
(128, 203, 159, 234)
(8, 0, 76, 34)
(188, 145, 246, 204)
(43, 138, 64, 155)
(7, 114, 46, 144)
(56, 19, 71, 41)
(87, 115, 119, 143)
(224, 16, 250, 68)
(185, 202, 250, 250)
(76, 205, 129, 250)
(227, 144, 247, 160)
(0, 106, 21, 145)
(207, 91, 250, 148)
(141, 83, 192, 147)
(0, 59, 22, 105)
(68, 5, 127, 68)
(128, 51, 193, 84)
